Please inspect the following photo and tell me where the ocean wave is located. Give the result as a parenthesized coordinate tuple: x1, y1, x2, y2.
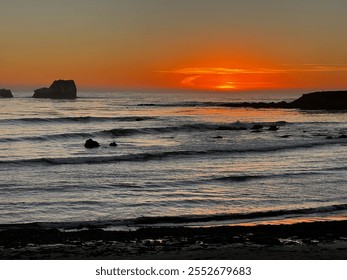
(209, 171, 321, 183)
(0, 121, 287, 142)
(0, 140, 345, 165)
(132, 203, 347, 225)
(0, 116, 156, 124)
(102, 121, 287, 136)
(1, 203, 346, 230)
(0, 132, 94, 143)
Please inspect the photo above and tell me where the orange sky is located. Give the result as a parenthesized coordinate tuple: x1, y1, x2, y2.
(1, 0, 347, 91)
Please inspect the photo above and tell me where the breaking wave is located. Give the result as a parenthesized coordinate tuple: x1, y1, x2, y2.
(1, 203, 346, 230)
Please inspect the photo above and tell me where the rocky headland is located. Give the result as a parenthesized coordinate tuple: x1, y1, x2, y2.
(223, 91, 347, 110)
(0, 89, 13, 98)
(33, 80, 77, 99)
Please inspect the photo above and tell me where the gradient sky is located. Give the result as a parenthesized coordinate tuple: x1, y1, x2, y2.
(1, 0, 347, 90)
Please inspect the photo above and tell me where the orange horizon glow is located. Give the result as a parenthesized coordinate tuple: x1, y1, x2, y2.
(155, 64, 347, 91)
(3, 62, 347, 92)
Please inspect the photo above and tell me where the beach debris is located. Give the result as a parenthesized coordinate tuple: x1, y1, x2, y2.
(0, 88, 13, 98)
(84, 138, 100, 148)
(109, 141, 118, 147)
(33, 80, 77, 99)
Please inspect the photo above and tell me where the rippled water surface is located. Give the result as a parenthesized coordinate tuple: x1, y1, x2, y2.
(0, 91, 346, 228)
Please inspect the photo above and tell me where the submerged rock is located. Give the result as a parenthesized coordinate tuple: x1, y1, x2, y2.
(0, 89, 13, 98)
(251, 124, 263, 130)
(84, 139, 100, 148)
(268, 125, 279, 131)
(33, 80, 77, 99)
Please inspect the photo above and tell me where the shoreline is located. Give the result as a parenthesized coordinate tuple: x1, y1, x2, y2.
(0, 220, 346, 260)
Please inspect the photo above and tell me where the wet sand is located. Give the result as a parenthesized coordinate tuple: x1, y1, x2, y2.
(0, 220, 346, 259)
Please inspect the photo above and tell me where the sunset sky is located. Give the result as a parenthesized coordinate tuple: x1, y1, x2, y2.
(1, 0, 347, 91)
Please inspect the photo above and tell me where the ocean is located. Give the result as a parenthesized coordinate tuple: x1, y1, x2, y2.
(1, 90, 346, 230)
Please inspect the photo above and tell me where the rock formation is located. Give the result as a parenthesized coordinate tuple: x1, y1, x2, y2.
(251, 124, 263, 130)
(33, 80, 77, 99)
(289, 91, 347, 110)
(0, 89, 13, 98)
(268, 125, 279, 131)
(84, 139, 100, 148)
(223, 91, 347, 110)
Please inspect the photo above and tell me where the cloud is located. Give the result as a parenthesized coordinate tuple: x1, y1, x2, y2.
(180, 75, 201, 86)
(160, 67, 260, 75)
(298, 65, 347, 72)
(160, 65, 347, 76)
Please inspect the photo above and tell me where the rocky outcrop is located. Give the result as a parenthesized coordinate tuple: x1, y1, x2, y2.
(84, 139, 100, 148)
(268, 125, 279, 131)
(251, 124, 263, 130)
(109, 142, 118, 147)
(0, 89, 13, 98)
(289, 91, 347, 110)
(33, 80, 77, 99)
(222, 91, 347, 110)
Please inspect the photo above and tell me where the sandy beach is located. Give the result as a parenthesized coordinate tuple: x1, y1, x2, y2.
(0, 220, 346, 260)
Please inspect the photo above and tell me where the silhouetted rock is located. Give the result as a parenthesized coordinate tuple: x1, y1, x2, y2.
(326, 136, 333, 140)
(289, 91, 347, 110)
(109, 142, 118, 147)
(221, 91, 347, 110)
(213, 136, 223, 139)
(0, 89, 13, 98)
(33, 80, 77, 99)
(338, 134, 347, 139)
(268, 125, 279, 131)
(251, 124, 263, 130)
(84, 139, 100, 148)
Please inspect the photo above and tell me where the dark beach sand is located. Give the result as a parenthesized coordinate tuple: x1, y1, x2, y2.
(0, 220, 346, 260)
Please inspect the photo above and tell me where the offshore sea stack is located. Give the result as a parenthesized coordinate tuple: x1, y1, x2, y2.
(33, 80, 77, 99)
(0, 88, 13, 98)
(289, 91, 347, 110)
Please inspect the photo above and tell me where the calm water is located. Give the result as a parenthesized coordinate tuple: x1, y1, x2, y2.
(0, 90, 346, 229)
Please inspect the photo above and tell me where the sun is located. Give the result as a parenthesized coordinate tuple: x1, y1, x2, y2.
(215, 82, 238, 90)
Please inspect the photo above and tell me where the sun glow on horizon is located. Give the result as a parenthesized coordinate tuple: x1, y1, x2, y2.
(215, 82, 238, 90)
(158, 64, 347, 91)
